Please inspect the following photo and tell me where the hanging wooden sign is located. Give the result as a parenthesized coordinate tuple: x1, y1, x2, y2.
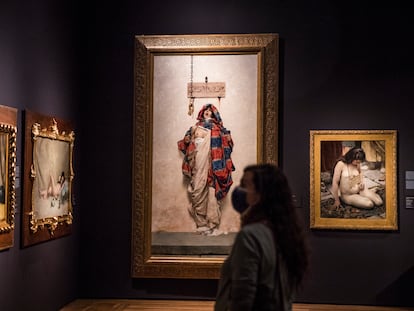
(187, 82, 225, 99)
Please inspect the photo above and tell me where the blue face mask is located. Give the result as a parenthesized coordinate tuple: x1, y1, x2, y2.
(231, 186, 249, 214)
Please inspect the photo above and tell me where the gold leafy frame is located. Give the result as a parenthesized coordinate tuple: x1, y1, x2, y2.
(22, 110, 75, 247)
(0, 105, 17, 250)
(132, 33, 279, 278)
(310, 130, 397, 230)
(29, 120, 75, 233)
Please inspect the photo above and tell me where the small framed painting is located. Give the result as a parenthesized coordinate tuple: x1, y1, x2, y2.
(22, 110, 75, 247)
(310, 130, 397, 230)
(0, 105, 17, 251)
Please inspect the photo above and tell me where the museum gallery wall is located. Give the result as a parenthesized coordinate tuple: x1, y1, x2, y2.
(2, 2, 414, 307)
(0, 106, 76, 250)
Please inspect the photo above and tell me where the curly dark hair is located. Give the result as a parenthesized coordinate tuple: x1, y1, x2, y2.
(241, 163, 309, 290)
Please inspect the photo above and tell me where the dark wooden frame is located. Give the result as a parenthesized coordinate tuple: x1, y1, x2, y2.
(132, 33, 279, 278)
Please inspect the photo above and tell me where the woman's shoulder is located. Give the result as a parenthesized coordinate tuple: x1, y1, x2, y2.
(234, 223, 275, 254)
(334, 159, 346, 169)
(240, 222, 273, 238)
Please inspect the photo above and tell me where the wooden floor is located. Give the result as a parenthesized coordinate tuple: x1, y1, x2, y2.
(61, 299, 414, 311)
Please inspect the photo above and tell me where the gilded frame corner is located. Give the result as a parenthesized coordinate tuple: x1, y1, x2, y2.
(310, 130, 398, 230)
(132, 33, 279, 278)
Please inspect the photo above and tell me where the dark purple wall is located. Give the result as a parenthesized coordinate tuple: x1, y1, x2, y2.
(79, 1, 414, 307)
(0, 1, 80, 310)
(1, 0, 413, 309)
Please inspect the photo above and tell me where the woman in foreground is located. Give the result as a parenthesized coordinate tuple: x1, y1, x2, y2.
(215, 164, 309, 311)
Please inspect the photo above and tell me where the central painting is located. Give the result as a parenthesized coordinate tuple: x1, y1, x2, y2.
(132, 34, 279, 278)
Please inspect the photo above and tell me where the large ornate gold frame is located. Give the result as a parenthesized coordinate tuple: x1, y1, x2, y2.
(22, 110, 75, 247)
(310, 130, 397, 230)
(0, 105, 17, 251)
(132, 34, 279, 278)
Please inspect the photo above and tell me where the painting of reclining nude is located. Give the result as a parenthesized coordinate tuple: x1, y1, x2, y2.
(32, 135, 70, 218)
(22, 110, 75, 247)
(310, 130, 397, 230)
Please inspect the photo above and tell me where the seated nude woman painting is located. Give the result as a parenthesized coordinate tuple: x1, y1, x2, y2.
(331, 147, 383, 210)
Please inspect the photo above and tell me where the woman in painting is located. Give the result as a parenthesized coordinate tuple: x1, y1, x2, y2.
(178, 103, 235, 236)
(331, 147, 383, 209)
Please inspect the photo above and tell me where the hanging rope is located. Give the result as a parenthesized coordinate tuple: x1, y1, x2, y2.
(188, 55, 194, 116)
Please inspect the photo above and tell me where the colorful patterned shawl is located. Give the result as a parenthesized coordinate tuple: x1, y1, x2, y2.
(178, 104, 235, 200)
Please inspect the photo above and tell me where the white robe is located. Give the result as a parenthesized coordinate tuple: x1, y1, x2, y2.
(188, 127, 221, 229)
